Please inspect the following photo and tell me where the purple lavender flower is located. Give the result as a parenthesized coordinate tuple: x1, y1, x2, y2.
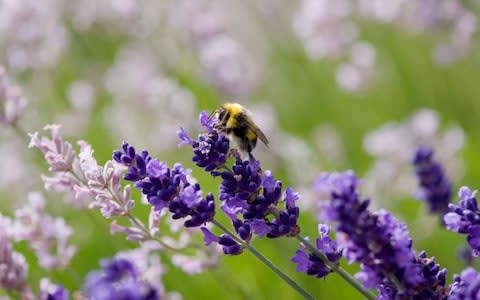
(413, 146, 452, 214)
(113, 141, 152, 182)
(292, 224, 341, 278)
(177, 111, 229, 172)
(201, 227, 243, 255)
(457, 246, 474, 265)
(84, 258, 158, 300)
(216, 157, 300, 239)
(113, 142, 215, 228)
(448, 267, 480, 300)
(317, 171, 448, 298)
(444, 186, 480, 256)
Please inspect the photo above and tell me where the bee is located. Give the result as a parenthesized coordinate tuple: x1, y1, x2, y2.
(211, 102, 269, 159)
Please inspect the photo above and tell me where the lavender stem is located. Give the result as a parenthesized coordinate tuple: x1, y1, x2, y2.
(212, 219, 315, 300)
(295, 235, 376, 300)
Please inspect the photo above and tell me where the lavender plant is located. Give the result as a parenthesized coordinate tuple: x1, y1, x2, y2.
(27, 107, 480, 300)
(316, 171, 448, 299)
(413, 146, 452, 215)
(2, 3, 479, 297)
(111, 112, 375, 299)
(15, 99, 480, 300)
(445, 187, 480, 257)
(29, 124, 221, 273)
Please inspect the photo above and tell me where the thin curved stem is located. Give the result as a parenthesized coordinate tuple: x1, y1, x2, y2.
(212, 219, 315, 300)
(295, 235, 376, 300)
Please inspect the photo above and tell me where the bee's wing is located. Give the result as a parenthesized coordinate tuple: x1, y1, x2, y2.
(208, 108, 218, 120)
(245, 119, 269, 147)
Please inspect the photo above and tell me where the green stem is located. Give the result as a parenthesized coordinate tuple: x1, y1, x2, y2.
(211, 219, 315, 300)
(295, 235, 376, 300)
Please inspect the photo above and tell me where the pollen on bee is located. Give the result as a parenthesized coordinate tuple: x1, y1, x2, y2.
(246, 129, 256, 141)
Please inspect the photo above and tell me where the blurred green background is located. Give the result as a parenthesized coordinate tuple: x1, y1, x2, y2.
(1, 1, 480, 299)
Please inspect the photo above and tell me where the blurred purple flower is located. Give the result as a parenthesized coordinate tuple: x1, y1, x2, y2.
(457, 246, 474, 265)
(84, 258, 158, 300)
(444, 186, 480, 256)
(170, 0, 263, 98)
(413, 146, 452, 215)
(318, 171, 448, 298)
(448, 267, 480, 300)
(293, 0, 356, 60)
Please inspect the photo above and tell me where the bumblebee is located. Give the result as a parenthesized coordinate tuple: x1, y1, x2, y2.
(212, 102, 269, 158)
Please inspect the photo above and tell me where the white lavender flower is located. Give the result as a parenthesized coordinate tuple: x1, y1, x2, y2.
(0, 0, 67, 71)
(169, 0, 263, 98)
(103, 46, 198, 153)
(293, 0, 357, 60)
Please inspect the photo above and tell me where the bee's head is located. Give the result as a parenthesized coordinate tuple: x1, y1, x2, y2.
(210, 105, 228, 124)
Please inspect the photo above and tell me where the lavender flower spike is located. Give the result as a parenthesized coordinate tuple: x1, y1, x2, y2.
(413, 146, 452, 214)
(444, 186, 480, 256)
(177, 111, 229, 173)
(292, 224, 341, 278)
(113, 142, 215, 228)
(317, 171, 448, 298)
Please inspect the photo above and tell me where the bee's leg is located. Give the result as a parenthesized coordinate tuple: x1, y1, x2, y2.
(248, 152, 256, 162)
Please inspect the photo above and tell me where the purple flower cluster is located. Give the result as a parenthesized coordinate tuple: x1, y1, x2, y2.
(444, 187, 480, 256)
(84, 258, 158, 300)
(291, 224, 341, 278)
(216, 159, 300, 240)
(413, 146, 452, 214)
(201, 228, 243, 255)
(448, 267, 480, 299)
(318, 171, 448, 299)
(113, 142, 215, 228)
(179, 112, 300, 254)
(178, 112, 229, 173)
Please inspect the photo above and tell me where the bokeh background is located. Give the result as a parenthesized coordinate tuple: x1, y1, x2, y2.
(1, 0, 479, 299)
